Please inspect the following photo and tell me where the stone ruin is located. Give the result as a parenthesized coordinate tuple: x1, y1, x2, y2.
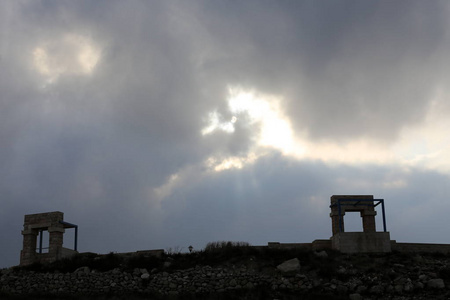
(20, 211, 78, 266)
(330, 195, 391, 253)
(21, 196, 450, 265)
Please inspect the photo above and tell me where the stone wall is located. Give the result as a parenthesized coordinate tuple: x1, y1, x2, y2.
(2, 253, 450, 299)
(391, 241, 450, 253)
(331, 232, 391, 253)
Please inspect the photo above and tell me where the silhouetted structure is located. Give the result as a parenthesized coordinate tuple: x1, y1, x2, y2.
(20, 212, 78, 266)
(330, 195, 391, 253)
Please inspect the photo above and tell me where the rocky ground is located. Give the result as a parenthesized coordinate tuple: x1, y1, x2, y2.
(2, 247, 450, 299)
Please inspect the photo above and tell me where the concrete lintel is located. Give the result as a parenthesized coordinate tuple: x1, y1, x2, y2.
(48, 227, 65, 233)
(330, 212, 344, 217)
(21, 229, 38, 235)
(362, 211, 377, 216)
(28, 223, 52, 230)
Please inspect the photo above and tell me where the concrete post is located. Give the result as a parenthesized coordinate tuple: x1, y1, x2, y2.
(20, 229, 38, 266)
(48, 226, 65, 259)
(362, 210, 377, 232)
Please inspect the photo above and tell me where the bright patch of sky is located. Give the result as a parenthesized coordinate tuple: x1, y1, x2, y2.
(33, 34, 101, 86)
(201, 87, 305, 172)
(200, 86, 450, 174)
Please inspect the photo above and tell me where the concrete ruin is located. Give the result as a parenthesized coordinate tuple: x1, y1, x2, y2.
(268, 195, 391, 253)
(329, 195, 391, 253)
(20, 212, 78, 266)
(19, 197, 450, 266)
(269, 194, 450, 254)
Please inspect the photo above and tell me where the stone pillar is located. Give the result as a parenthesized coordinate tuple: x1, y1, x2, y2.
(330, 211, 344, 236)
(20, 229, 38, 266)
(48, 226, 65, 259)
(362, 210, 377, 232)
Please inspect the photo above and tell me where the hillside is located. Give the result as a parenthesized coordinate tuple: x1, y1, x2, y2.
(2, 243, 450, 299)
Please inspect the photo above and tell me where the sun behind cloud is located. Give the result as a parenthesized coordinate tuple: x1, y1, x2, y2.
(201, 86, 305, 172)
(33, 34, 101, 85)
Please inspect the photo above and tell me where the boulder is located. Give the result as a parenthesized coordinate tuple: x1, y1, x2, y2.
(276, 258, 300, 273)
(349, 294, 362, 300)
(74, 266, 90, 274)
(314, 251, 328, 258)
(427, 278, 445, 289)
(369, 284, 384, 294)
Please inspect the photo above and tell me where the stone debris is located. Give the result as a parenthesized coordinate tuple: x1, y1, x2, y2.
(2, 255, 450, 299)
(427, 278, 445, 289)
(276, 258, 300, 273)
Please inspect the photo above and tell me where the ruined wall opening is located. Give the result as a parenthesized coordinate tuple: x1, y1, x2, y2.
(329, 195, 391, 253)
(63, 229, 76, 250)
(20, 212, 78, 266)
(37, 230, 50, 253)
(343, 212, 363, 232)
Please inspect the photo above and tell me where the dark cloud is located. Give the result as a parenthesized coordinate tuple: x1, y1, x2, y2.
(193, 1, 450, 142)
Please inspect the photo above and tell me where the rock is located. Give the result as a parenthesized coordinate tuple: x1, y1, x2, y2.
(394, 277, 407, 285)
(141, 273, 150, 280)
(418, 274, 428, 281)
(404, 281, 414, 292)
(394, 284, 403, 293)
(413, 255, 424, 263)
(414, 282, 424, 290)
(140, 268, 148, 274)
(74, 267, 90, 274)
(314, 251, 328, 258)
(355, 285, 367, 294)
(349, 294, 362, 300)
(369, 284, 384, 294)
(336, 284, 348, 294)
(276, 258, 300, 273)
(427, 278, 445, 289)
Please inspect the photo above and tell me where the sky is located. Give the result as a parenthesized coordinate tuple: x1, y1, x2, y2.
(1, 0, 450, 268)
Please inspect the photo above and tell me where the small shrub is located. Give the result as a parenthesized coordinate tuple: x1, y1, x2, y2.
(165, 246, 184, 255)
(91, 252, 123, 271)
(439, 267, 450, 280)
(204, 241, 251, 252)
(126, 254, 162, 270)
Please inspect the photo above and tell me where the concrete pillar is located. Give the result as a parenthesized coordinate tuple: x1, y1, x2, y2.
(362, 211, 377, 232)
(330, 211, 344, 235)
(48, 226, 64, 259)
(20, 229, 38, 266)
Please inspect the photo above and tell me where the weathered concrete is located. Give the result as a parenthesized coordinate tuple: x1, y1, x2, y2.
(329, 195, 391, 253)
(331, 232, 391, 253)
(330, 195, 377, 235)
(20, 212, 78, 266)
(391, 241, 450, 253)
